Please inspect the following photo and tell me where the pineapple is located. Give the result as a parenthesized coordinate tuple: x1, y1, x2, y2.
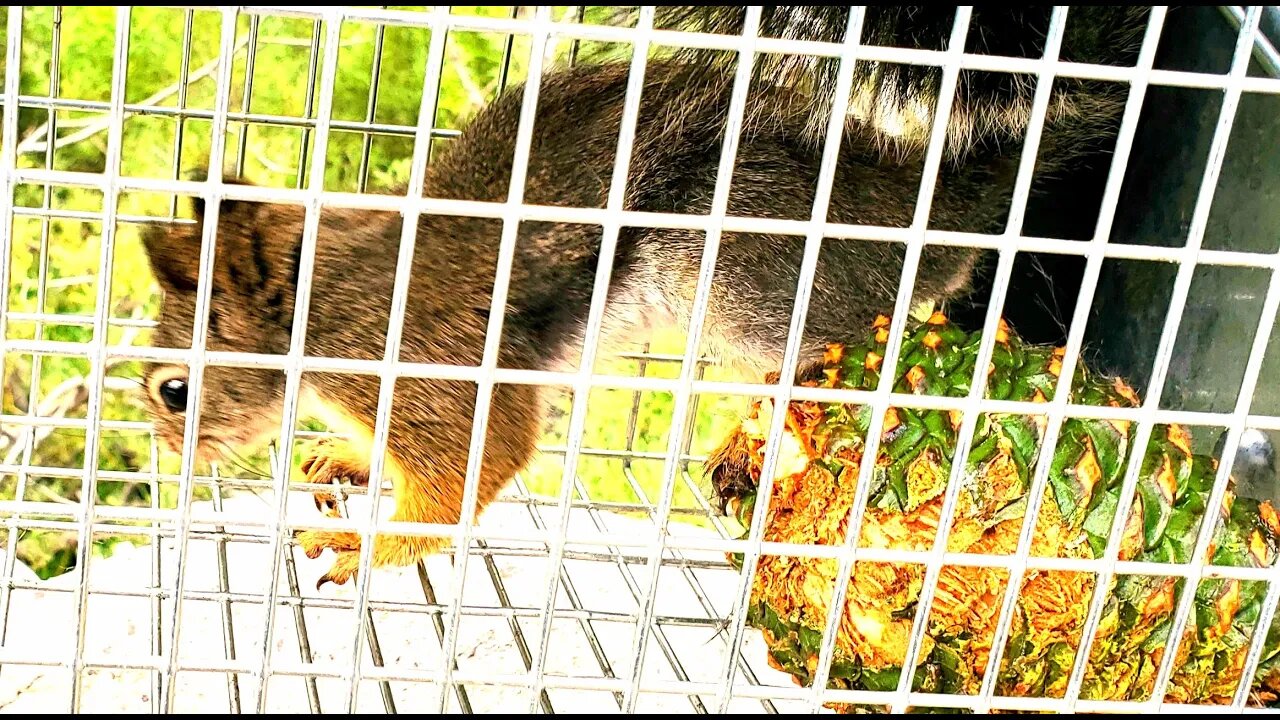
(709, 312, 1280, 708)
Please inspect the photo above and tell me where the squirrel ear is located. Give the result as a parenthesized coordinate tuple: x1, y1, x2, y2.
(141, 222, 202, 294)
(192, 177, 254, 220)
(143, 178, 259, 294)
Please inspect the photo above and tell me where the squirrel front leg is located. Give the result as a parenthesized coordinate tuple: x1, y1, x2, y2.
(295, 379, 541, 588)
(294, 438, 441, 588)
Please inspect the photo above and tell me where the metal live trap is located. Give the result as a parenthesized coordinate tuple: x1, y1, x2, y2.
(0, 4, 1275, 715)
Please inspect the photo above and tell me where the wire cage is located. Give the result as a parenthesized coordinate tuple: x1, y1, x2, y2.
(0, 4, 1279, 715)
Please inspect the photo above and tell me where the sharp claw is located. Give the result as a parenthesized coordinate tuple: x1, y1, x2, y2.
(316, 570, 356, 590)
(713, 477, 731, 516)
(314, 493, 335, 513)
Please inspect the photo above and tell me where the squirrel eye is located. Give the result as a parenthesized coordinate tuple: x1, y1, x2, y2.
(158, 378, 188, 413)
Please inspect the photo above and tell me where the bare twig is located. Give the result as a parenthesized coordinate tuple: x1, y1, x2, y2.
(17, 32, 380, 157)
(16, 35, 251, 156)
(2, 310, 147, 469)
(449, 50, 489, 108)
(248, 143, 299, 176)
(17, 275, 95, 294)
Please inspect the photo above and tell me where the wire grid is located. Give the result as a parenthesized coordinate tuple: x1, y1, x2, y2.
(0, 4, 1276, 715)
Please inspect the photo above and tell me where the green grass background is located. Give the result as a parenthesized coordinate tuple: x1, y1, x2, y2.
(0, 7, 750, 579)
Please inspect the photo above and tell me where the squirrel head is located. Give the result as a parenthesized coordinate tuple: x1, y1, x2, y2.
(139, 180, 305, 462)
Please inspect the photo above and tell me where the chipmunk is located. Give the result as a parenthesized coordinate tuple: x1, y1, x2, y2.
(139, 6, 1152, 587)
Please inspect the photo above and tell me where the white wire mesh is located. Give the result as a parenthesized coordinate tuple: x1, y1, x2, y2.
(0, 3, 1275, 714)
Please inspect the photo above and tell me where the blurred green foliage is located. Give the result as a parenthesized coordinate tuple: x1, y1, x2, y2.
(0, 7, 750, 579)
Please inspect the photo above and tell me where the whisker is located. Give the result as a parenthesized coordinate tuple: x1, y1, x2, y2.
(212, 439, 273, 480)
(208, 448, 275, 506)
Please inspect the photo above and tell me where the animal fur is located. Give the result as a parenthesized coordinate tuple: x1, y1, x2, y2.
(138, 6, 1154, 585)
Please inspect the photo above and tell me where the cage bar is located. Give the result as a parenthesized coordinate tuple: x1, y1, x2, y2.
(0, 4, 1273, 716)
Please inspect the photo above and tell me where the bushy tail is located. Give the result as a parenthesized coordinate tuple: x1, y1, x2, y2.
(638, 6, 1151, 171)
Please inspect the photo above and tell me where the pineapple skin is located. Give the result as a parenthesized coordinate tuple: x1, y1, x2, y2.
(710, 313, 1280, 708)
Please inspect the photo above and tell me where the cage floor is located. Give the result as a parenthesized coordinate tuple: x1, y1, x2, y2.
(0, 488, 800, 713)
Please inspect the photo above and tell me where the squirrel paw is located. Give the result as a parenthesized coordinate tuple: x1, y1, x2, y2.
(317, 551, 363, 589)
(297, 531, 445, 590)
(294, 530, 363, 588)
(705, 425, 760, 516)
(300, 438, 371, 519)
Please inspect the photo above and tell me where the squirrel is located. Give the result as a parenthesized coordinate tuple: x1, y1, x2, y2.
(138, 6, 1153, 587)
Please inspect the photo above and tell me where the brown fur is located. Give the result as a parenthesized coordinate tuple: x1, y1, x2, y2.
(138, 7, 1149, 586)
(641, 6, 1152, 162)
